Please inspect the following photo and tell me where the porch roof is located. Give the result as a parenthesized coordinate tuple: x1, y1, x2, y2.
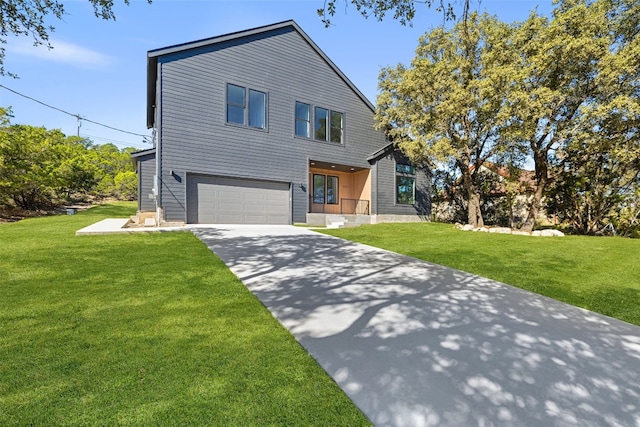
(309, 160, 368, 173)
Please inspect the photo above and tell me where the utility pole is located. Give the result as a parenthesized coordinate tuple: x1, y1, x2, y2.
(76, 114, 82, 137)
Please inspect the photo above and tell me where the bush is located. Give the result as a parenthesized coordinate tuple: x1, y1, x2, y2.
(114, 171, 137, 200)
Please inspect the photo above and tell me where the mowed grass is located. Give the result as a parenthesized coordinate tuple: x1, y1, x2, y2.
(0, 203, 369, 426)
(322, 222, 640, 326)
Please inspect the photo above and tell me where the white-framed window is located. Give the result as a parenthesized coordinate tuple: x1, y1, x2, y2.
(226, 83, 267, 129)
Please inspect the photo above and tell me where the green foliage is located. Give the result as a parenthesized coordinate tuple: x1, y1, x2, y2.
(609, 190, 640, 238)
(318, 0, 464, 27)
(376, 13, 522, 227)
(323, 222, 640, 325)
(0, 110, 138, 211)
(502, 0, 640, 231)
(0, 123, 67, 210)
(91, 143, 138, 198)
(0, 0, 152, 76)
(0, 203, 369, 426)
(113, 170, 137, 200)
(377, 0, 639, 234)
(432, 163, 532, 227)
(546, 132, 640, 235)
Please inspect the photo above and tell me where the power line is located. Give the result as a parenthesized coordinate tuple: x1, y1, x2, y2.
(0, 84, 152, 143)
(81, 133, 145, 148)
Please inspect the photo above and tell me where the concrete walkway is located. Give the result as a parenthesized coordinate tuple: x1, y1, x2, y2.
(75, 219, 185, 235)
(192, 225, 640, 427)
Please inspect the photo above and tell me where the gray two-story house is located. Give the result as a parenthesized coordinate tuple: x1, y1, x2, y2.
(132, 20, 430, 225)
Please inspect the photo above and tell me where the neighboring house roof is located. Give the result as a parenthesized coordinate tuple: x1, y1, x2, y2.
(461, 161, 536, 195)
(479, 162, 536, 194)
(146, 20, 375, 129)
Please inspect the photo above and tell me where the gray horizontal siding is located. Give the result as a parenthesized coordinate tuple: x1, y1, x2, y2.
(156, 26, 389, 222)
(375, 150, 431, 216)
(137, 153, 156, 212)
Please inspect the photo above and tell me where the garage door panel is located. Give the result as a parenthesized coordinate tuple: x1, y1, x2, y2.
(187, 175, 290, 224)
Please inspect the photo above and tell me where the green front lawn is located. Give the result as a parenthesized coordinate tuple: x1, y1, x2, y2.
(322, 222, 640, 326)
(0, 203, 369, 426)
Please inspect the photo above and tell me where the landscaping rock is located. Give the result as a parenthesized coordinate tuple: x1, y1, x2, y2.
(455, 224, 564, 237)
(489, 227, 512, 234)
(540, 229, 565, 237)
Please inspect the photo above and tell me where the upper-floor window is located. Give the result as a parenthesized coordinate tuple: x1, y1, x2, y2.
(330, 111, 343, 143)
(294, 101, 344, 143)
(314, 107, 343, 143)
(396, 162, 416, 205)
(314, 107, 329, 141)
(226, 83, 266, 129)
(295, 102, 311, 138)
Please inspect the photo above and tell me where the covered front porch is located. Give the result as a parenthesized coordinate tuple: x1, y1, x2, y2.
(308, 160, 371, 215)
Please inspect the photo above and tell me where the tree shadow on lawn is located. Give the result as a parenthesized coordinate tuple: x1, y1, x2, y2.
(193, 227, 640, 427)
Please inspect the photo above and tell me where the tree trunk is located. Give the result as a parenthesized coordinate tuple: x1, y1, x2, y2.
(468, 192, 484, 228)
(507, 194, 515, 229)
(521, 195, 540, 232)
(521, 147, 549, 233)
(460, 162, 484, 228)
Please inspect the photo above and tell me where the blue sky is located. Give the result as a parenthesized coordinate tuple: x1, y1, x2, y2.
(0, 0, 552, 150)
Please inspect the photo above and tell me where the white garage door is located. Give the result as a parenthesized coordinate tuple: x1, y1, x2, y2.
(187, 175, 290, 224)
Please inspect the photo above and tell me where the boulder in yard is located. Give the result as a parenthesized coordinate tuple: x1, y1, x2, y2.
(540, 229, 565, 237)
(489, 227, 512, 234)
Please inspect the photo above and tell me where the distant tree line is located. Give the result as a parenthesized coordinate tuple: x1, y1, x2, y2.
(0, 107, 138, 213)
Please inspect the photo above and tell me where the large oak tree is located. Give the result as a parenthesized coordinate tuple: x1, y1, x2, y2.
(503, 0, 639, 232)
(375, 13, 520, 227)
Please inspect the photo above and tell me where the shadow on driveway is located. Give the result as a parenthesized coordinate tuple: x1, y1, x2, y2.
(193, 226, 640, 427)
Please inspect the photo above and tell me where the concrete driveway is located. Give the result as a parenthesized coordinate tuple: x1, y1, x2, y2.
(192, 225, 640, 427)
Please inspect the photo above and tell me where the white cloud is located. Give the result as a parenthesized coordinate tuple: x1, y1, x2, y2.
(9, 38, 113, 68)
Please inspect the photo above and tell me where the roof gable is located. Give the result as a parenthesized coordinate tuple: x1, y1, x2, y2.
(146, 20, 374, 128)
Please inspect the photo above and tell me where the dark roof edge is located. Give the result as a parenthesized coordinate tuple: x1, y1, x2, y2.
(130, 147, 156, 158)
(147, 20, 295, 58)
(146, 20, 375, 128)
(367, 142, 394, 163)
